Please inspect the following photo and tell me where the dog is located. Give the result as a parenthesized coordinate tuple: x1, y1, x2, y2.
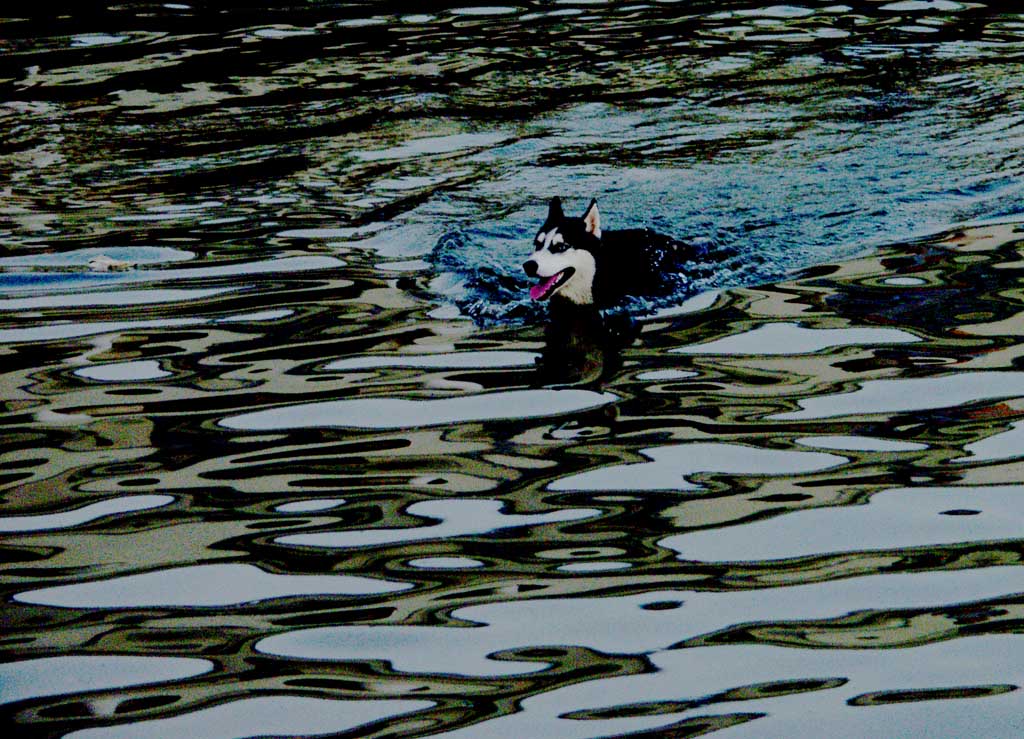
(522, 197, 712, 308)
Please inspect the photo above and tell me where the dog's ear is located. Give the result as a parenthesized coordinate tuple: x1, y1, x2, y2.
(583, 199, 602, 239)
(548, 197, 564, 221)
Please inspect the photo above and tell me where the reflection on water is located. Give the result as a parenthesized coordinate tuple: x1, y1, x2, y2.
(773, 371, 1024, 420)
(63, 696, 436, 739)
(674, 322, 922, 355)
(549, 441, 847, 492)
(221, 388, 620, 430)
(0, 656, 214, 707)
(462, 635, 1024, 739)
(664, 485, 1024, 562)
(15, 563, 413, 609)
(4, 2, 1024, 738)
(0, 494, 173, 533)
(276, 498, 600, 549)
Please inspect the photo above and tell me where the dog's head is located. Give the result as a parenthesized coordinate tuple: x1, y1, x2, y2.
(523, 197, 601, 305)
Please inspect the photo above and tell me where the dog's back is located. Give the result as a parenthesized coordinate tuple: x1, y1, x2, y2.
(594, 228, 709, 305)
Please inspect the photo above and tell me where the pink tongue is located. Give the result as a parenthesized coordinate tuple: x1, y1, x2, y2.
(530, 272, 562, 301)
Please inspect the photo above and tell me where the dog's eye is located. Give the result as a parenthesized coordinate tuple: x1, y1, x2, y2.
(549, 241, 569, 254)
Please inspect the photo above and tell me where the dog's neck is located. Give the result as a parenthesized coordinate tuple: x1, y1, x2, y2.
(556, 247, 597, 305)
(550, 294, 599, 316)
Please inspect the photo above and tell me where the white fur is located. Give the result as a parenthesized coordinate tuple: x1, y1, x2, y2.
(531, 238, 596, 305)
(583, 202, 602, 239)
(556, 250, 596, 304)
(537, 229, 564, 250)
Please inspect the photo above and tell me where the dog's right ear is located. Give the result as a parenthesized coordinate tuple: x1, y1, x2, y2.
(547, 197, 564, 221)
(582, 199, 601, 239)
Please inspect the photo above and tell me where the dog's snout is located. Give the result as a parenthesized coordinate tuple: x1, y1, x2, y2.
(523, 260, 538, 277)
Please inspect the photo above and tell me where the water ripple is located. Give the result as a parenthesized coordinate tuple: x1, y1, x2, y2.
(5, 4, 1024, 738)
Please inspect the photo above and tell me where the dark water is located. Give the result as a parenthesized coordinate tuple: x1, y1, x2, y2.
(4, 2, 1024, 738)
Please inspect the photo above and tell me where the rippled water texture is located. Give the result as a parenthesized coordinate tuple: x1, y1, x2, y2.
(4, 2, 1024, 738)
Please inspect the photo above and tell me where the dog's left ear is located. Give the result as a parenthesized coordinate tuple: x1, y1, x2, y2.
(583, 199, 601, 239)
(548, 196, 564, 221)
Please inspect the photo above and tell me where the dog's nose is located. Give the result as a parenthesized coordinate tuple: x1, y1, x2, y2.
(523, 260, 537, 277)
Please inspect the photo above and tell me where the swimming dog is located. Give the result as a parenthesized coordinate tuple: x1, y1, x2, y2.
(522, 197, 710, 308)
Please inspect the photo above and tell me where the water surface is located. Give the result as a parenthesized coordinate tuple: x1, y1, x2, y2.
(4, 3, 1024, 738)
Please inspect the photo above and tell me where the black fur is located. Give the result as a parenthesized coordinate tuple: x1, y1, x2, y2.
(536, 300, 637, 386)
(591, 227, 706, 305)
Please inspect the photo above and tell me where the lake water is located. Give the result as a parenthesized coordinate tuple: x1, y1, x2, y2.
(4, 2, 1024, 737)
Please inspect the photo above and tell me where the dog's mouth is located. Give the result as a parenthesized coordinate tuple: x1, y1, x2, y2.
(529, 267, 575, 301)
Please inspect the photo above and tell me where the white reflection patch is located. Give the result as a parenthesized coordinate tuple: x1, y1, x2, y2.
(662, 485, 1024, 562)
(15, 563, 411, 608)
(674, 322, 919, 355)
(63, 696, 434, 739)
(0, 656, 213, 706)
(221, 389, 618, 430)
(772, 371, 1024, 420)
(277, 499, 598, 549)
(549, 442, 846, 492)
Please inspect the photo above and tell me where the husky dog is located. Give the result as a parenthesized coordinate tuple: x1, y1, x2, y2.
(523, 197, 710, 308)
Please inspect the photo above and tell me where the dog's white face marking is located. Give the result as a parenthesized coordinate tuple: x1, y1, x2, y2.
(536, 229, 564, 251)
(528, 227, 596, 304)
